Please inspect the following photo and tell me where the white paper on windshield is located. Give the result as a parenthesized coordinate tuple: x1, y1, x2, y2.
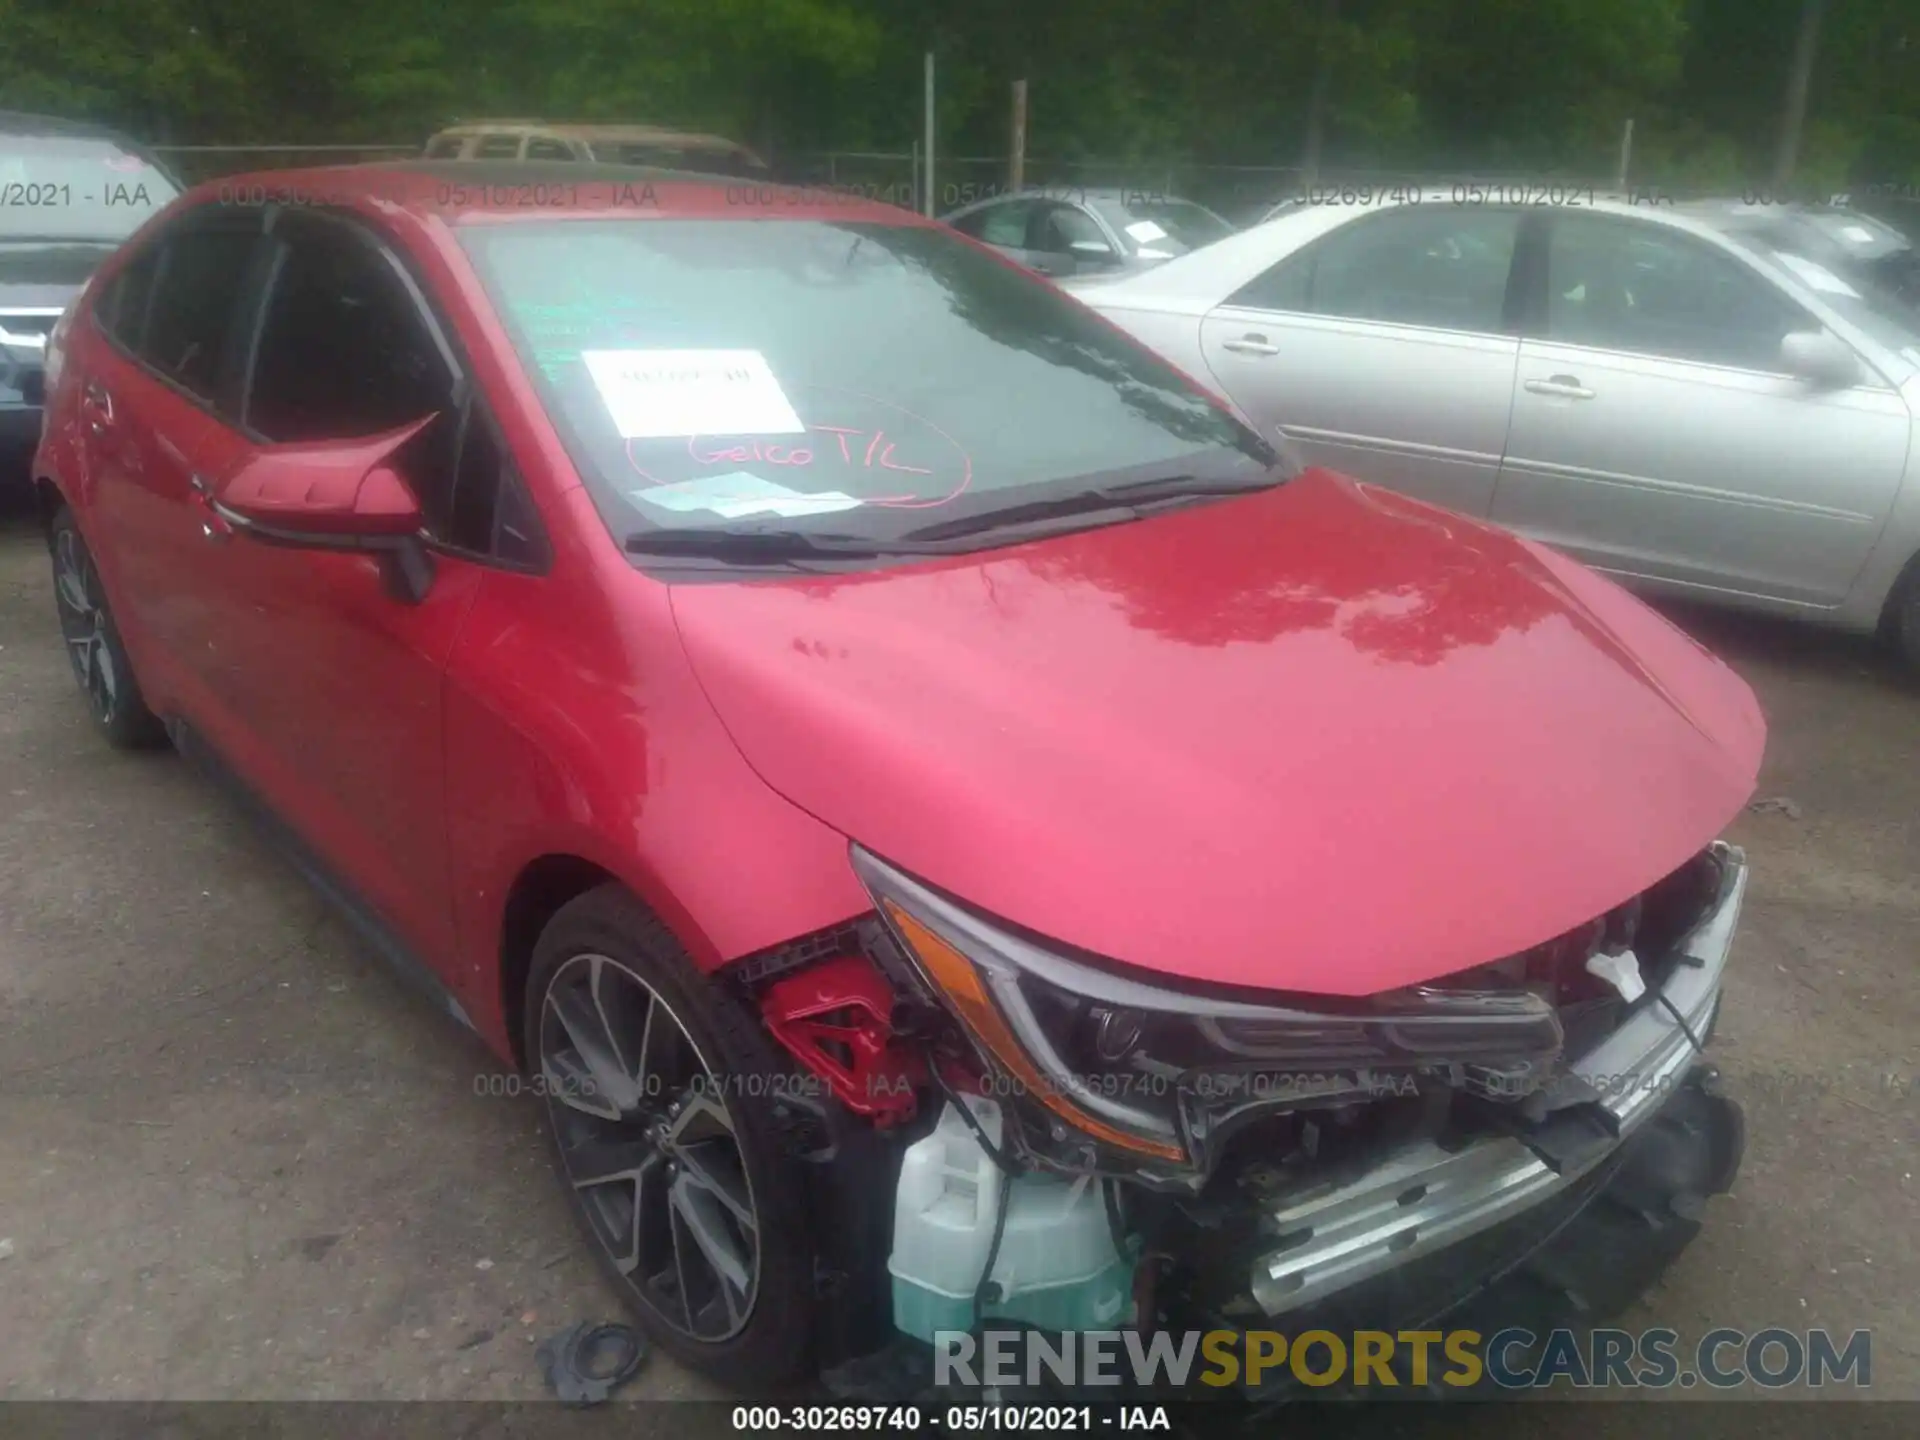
(630, 473, 863, 519)
(1774, 252, 1862, 298)
(1124, 220, 1169, 243)
(1840, 225, 1877, 244)
(583, 349, 804, 439)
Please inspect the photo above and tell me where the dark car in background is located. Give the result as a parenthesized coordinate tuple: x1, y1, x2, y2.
(1679, 198, 1920, 310)
(943, 186, 1235, 278)
(1, 111, 179, 465)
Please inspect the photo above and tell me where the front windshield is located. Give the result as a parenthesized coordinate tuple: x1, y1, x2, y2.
(1097, 196, 1236, 257)
(1790, 264, 1920, 358)
(0, 135, 178, 242)
(1731, 221, 1920, 355)
(458, 217, 1273, 547)
(1799, 209, 1911, 263)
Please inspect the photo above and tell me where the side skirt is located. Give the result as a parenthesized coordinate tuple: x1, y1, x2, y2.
(166, 716, 478, 1035)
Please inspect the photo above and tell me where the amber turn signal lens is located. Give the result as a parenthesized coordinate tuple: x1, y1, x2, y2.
(882, 900, 1187, 1163)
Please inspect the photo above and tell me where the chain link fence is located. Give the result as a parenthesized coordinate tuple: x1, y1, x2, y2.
(782, 151, 1640, 222)
(148, 142, 1876, 227)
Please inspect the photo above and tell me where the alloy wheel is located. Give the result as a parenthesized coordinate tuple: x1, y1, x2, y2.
(539, 953, 760, 1341)
(53, 529, 118, 725)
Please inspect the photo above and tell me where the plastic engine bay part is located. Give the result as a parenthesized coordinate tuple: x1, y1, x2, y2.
(761, 953, 927, 1125)
(534, 1321, 647, 1405)
(825, 1066, 1743, 1415)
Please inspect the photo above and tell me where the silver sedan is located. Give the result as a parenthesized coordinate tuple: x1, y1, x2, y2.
(1065, 191, 1920, 668)
(944, 188, 1236, 278)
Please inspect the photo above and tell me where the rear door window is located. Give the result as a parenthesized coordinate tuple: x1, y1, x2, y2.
(1232, 208, 1522, 335)
(475, 135, 523, 160)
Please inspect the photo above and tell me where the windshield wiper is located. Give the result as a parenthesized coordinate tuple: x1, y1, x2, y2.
(624, 470, 1286, 562)
(623, 526, 968, 565)
(899, 470, 1280, 543)
(628, 528, 882, 560)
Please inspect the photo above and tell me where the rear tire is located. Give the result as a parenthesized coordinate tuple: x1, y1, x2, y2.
(48, 506, 166, 750)
(524, 884, 817, 1387)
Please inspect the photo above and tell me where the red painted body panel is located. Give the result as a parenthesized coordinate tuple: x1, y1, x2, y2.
(670, 471, 1765, 996)
(34, 165, 1766, 1072)
(439, 488, 872, 1049)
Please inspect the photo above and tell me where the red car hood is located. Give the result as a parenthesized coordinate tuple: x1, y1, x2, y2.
(669, 470, 1765, 997)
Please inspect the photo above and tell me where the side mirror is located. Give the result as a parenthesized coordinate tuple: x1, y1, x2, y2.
(1068, 238, 1122, 269)
(1780, 330, 1861, 389)
(212, 416, 437, 602)
(220, 460, 423, 540)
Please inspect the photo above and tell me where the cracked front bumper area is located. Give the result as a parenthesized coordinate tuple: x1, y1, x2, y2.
(1248, 843, 1749, 1319)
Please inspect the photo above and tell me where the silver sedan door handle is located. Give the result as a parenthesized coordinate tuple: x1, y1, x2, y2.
(1221, 334, 1281, 357)
(1524, 375, 1595, 400)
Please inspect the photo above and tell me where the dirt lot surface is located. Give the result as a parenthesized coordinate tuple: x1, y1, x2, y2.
(0, 487, 1912, 1424)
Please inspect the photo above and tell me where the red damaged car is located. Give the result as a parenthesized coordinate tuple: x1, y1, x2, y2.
(31, 163, 1759, 1404)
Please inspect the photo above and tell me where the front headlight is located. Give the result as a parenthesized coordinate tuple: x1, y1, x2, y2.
(852, 846, 1566, 1175)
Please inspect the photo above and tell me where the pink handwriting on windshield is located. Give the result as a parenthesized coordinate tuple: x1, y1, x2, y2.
(688, 425, 932, 475)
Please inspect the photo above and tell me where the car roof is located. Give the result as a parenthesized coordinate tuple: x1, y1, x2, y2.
(956, 186, 1202, 207)
(1671, 197, 1838, 225)
(1669, 197, 1915, 251)
(0, 110, 132, 140)
(174, 160, 929, 228)
(1078, 187, 1203, 202)
(429, 120, 757, 152)
(943, 186, 1217, 225)
(0, 111, 186, 190)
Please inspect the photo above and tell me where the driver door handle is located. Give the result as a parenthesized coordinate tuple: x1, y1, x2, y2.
(1524, 375, 1596, 400)
(1222, 334, 1281, 357)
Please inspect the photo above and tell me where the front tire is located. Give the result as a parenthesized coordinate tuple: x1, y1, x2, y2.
(524, 885, 817, 1386)
(1891, 566, 1920, 675)
(1875, 549, 1920, 676)
(48, 506, 166, 749)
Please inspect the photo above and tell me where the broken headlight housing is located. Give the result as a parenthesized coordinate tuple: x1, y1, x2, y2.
(851, 846, 1565, 1179)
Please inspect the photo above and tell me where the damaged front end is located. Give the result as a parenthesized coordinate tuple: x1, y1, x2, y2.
(755, 841, 1750, 1403)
